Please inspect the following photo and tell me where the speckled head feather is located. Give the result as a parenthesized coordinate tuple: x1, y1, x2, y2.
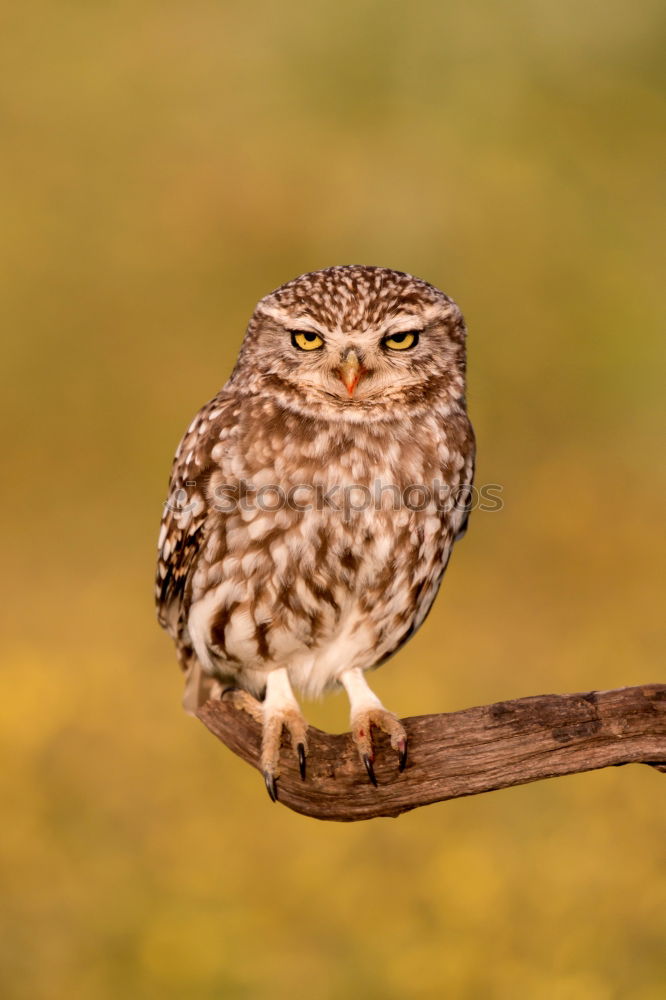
(230, 265, 468, 422)
(264, 265, 450, 328)
(156, 265, 475, 794)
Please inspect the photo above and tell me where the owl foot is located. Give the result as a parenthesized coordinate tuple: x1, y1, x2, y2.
(221, 687, 264, 724)
(260, 668, 309, 802)
(351, 708, 408, 785)
(341, 667, 408, 785)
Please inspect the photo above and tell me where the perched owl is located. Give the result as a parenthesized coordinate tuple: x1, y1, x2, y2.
(156, 266, 475, 800)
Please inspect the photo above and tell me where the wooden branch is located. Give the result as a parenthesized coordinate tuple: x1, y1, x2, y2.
(197, 684, 666, 822)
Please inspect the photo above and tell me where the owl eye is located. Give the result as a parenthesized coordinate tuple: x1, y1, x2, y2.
(291, 330, 324, 351)
(382, 330, 420, 351)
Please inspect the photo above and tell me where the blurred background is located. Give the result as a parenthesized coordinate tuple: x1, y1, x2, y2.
(2, 1, 665, 997)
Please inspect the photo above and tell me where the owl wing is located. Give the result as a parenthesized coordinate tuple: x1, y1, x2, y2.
(155, 392, 239, 660)
(442, 410, 476, 543)
(454, 449, 476, 541)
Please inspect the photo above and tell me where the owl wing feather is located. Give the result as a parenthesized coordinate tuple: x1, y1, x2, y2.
(454, 444, 476, 541)
(155, 392, 238, 663)
(440, 409, 476, 543)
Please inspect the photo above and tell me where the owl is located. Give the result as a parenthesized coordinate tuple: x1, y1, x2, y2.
(156, 266, 475, 800)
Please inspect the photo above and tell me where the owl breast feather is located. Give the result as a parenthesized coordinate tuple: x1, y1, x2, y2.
(184, 402, 471, 697)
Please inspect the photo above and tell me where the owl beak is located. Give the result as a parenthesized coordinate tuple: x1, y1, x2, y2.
(336, 349, 363, 397)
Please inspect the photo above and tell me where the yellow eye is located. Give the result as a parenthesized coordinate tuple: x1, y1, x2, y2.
(383, 330, 420, 351)
(291, 330, 324, 351)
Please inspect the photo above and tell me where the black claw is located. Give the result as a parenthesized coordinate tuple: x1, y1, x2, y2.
(297, 742, 306, 780)
(263, 771, 278, 802)
(363, 754, 377, 787)
(398, 740, 408, 772)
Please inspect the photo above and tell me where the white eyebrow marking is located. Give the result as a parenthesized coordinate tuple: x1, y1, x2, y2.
(256, 303, 329, 337)
(381, 303, 458, 336)
(380, 315, 424, 335)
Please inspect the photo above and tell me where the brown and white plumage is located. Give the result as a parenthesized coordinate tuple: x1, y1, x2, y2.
(156, 265, 475, 797)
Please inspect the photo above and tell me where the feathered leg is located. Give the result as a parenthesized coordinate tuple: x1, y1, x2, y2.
(340, 667, 408, 785)
(240, 667, 309, 801)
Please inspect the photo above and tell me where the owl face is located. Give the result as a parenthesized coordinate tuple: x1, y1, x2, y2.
(232, 266, 467, 414)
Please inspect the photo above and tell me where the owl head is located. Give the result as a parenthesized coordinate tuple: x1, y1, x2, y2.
(231, 266, 468, 419)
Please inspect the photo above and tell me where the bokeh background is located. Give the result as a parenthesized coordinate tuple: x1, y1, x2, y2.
(2, 2, 665, 997)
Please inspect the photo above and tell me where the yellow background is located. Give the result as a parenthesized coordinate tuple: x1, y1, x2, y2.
(2, 2, 665, 997)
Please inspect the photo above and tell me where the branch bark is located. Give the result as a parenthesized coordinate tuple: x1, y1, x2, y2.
(197, 684, 666, 821)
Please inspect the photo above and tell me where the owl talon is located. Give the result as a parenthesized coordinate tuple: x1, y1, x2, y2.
(345, 672, 409, 784)
(363, 754, 378, 787)
(258, 668, 309, 800)
(263, 771, 278, 802)
(398, 739, 408, 772)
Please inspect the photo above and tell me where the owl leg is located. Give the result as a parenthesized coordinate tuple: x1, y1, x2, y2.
(259, 667, 309, 802)
(340, 667, 408, 786)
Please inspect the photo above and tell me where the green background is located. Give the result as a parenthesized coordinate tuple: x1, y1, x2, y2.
(2, 2, 665, 997)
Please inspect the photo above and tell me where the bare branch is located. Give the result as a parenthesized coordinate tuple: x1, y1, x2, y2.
(197, 684, 666, 821)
